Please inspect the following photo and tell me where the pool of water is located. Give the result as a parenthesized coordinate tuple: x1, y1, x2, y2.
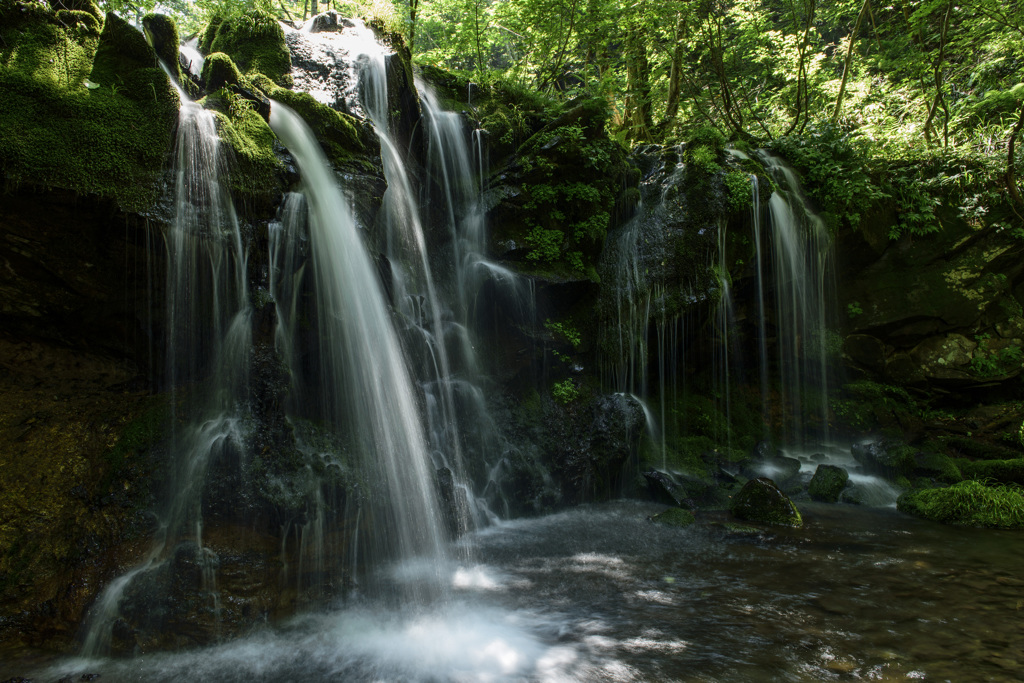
(5, 500, 1023, 682)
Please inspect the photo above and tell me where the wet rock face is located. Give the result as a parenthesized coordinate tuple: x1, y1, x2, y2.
(730, 477, 803, 527)
(840, 210, 1024, 389)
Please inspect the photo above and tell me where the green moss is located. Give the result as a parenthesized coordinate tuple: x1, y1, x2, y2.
(730, 477, 803, 527)
(1, 0, 102, 88)
(897, 480, 1024, 529)
(204, 10, 291, 85)
(725, 170, 753, 212)
(956, 458, 1024, 486)
(202, 88, 284, 210)
(202, 52, 244, 91)
(253, 75, 367, 170)
(142, 13, 180, 83)
(913, 451, 962, 484)
(808, 464, 849, 502)
(650, 507, 696, 528)
(0, 8, 178, 210)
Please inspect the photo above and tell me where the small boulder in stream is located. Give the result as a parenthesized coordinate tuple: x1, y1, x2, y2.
(649, 507, 696, 528)
(730, 478, 803, 527)
(808, 464, 850, 503)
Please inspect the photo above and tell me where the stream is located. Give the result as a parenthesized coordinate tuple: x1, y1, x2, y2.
(5, 500, 1022, 682)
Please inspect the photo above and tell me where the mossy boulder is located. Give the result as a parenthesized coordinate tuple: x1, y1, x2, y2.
(730, 477, 803, 527)
(202, 51, 244, 92)
(808, 464, 849, 502)
(650, 507, 696, 528)
(1, 7, 178, 209)
(956, 458, 1024, 486)
(911, 451, 962, 484)
(199, 87, 284, 211)
(142, 13, 180, 83)
(251, 74, 371, 171)
(202, 10, 291, 86)
(897, 480, 1024, 529)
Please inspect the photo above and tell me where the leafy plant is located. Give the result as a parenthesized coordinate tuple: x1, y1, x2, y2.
(552, 379, 579, 404)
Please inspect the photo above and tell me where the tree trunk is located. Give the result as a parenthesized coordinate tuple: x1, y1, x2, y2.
(624, 26, 653, 141)
(831, 0, 870, 122)
(408, 0, 419, 53)
(923, 1, 953, 146)
(786, 0, 816, 136)
(660, 11, 687, 131)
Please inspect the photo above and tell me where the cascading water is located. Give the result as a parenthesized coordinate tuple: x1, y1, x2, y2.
(268, 101, 448, 592)
(80, 94, 251, 655)
(753, 150, 835, 447)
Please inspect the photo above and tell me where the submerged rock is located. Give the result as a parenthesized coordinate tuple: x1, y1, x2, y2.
(649, 507, 696, 528)
(730, 478, 803, 527)
(643, 469, 687, 507)
(808, 464, 849, 502)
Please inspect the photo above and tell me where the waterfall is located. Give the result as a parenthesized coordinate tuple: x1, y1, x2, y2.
(80, 97, 251, 656)
(754, 150, 835, 447)
(269, 101, 448, 591)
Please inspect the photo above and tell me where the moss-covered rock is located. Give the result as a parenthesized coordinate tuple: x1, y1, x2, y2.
(650, 507, 696, 528)
(912, 451, 962, 484)
(487, 97, 632, 278)
(730, 477, 803, 527)
(142, 12, 180, 83)
(203, 10, 291, 86)
(956, 458, 1024, 486)
(251, 73, 370, 171)
(199, 87, 284, 212)
(0, 7, 178, 210)
(897, 480, 1024, 529)
(808, 464, 849, 502)
(202, 51, 244, 92)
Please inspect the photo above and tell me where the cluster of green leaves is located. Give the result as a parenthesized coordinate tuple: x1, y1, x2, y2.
(970, 335, 1023, 378)
(514, 107, 624, 272)
(551, 378, 580, 404)
(770, 123, 887, 231)
(544, 318, 581, 348)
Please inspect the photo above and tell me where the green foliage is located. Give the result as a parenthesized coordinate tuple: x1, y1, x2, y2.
(687, 145, 719, 174)
(898, 480, 1024, 529)
(846, 301, 863, 318)
(770, 123, 886, 231)
(551, 379, 579, 404)
(970, 337, 1023, 378)
(544, 318, 581, 348)
(524, 224, 564, 263)
(724, 171, 753, 212)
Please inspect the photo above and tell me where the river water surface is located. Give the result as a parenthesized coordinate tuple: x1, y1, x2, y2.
(6, 500, 1023, 682)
